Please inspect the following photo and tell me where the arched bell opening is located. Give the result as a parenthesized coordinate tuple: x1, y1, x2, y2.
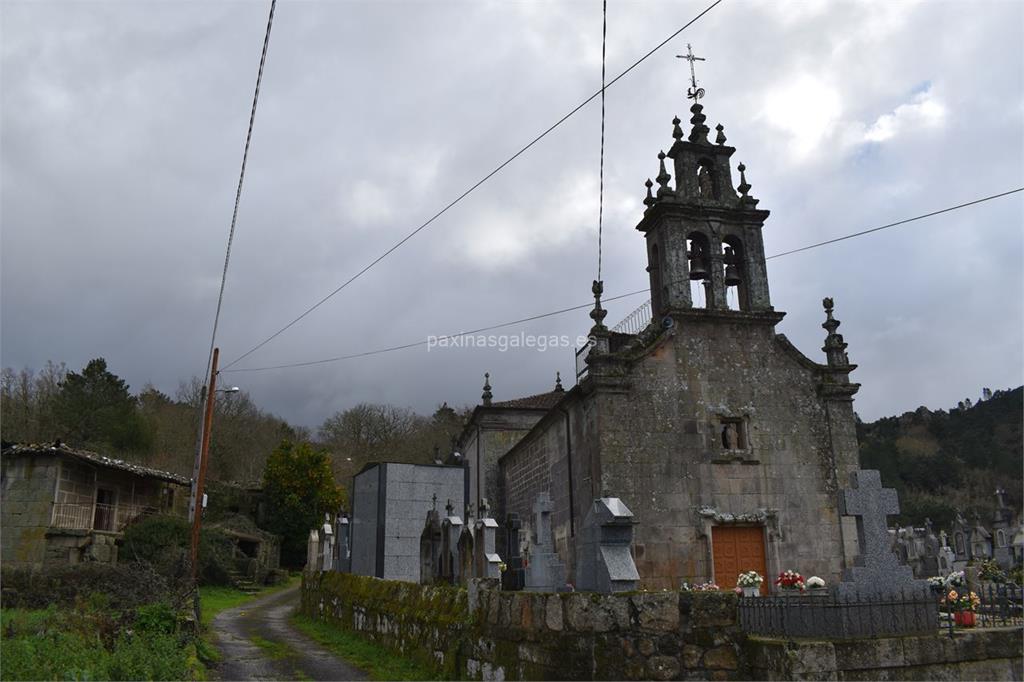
(722, 236, 748, 311)
(695, 158, 720, 201)
(687, 232, 711, 309)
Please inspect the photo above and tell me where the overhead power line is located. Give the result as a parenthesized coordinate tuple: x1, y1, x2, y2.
(203, 0, 277, 381)
(220, 0, 725, 371)
(221, 187, 1023, 374)
(765, 188, 1023, 260)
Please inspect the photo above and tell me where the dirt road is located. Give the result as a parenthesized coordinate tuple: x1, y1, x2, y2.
(209, 584, 368, 681)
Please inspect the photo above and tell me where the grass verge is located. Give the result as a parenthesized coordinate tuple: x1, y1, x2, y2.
(199, 574, 300, 627)
(290, 613, 443, 681)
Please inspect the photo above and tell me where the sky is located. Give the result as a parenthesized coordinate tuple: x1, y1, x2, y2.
(2, 0, 1022, 432)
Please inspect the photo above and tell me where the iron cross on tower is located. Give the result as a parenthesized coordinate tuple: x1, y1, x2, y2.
(676, 43, 705, 101)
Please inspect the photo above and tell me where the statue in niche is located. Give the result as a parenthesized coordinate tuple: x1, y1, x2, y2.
(697, 164, 714, 198)
(722, 423, 739, 450)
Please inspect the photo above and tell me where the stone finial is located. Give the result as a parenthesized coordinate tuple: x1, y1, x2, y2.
(655, 151, 671, 196)
(737, 161, 755, 204)
(715, 123, 726, 145)
(995, 487, 1008, 509)
(643, 178, 655, 208)
(688, 102, 710, 144)
(481, 373, 493, 406)
(672, 116, 683, 141)
(822, 298, 851, 367)
(589, 279, 608, 332)
(554, 371, 564, 392)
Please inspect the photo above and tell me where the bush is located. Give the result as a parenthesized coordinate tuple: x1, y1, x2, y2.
(1, 561, 175, 612)
(121, 514, 235, 586)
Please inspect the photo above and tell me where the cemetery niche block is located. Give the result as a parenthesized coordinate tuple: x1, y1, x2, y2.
(420, 507, 442, 584)
(334, 513, 351, 573)
(320, 513, 334, 572)
(576, 496, 640, 593)
(474, 514, 503, 580)
(306, 528, 320, 573)
(440, 500, 463, 585)
(501, 513, 525, 591)
(837, 469, 928, 598)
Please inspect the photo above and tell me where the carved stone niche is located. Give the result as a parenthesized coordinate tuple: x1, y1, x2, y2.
(709, 414, 759, 464)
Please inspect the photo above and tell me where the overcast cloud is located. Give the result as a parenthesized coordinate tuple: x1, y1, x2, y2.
(2, 0, 1022, 431)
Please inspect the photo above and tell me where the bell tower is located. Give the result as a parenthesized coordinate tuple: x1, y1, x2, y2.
(637, 47, 772, 316)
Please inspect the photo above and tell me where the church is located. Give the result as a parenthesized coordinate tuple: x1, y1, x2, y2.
(456, 79, 862, 591)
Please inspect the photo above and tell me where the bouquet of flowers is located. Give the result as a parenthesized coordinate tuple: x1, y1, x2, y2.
(806, 576, 826, 590)
(945, 571, 966, 588)
(681, 581, 720, 592)
(927, 576, 946, 592)
(943, 589, 980, 612)
(775, 570, 805, 591)
(737, 571, 764, 588)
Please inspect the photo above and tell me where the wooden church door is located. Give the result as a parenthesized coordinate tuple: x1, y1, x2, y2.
(711, 526, 767, 593)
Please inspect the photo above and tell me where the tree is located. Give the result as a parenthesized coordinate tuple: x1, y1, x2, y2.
(53, 358, 151, 452)
(261, 440, 344, 567)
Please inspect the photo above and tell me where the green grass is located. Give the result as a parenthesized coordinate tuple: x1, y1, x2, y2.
(1, 605, 201, 681)
(199, 574, 300, 627)
(249, 634, 294, 660)
(290, 613, 443, 681)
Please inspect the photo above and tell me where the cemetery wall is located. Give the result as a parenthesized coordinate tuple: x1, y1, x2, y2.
(302, 572, 1024, 681)
(302, 572, 747, 680)
(746, 628, 1023, 681)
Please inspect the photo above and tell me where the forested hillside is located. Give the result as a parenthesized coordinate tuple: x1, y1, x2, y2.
(858, 386, 1023, 528)
(0, 358, 465, 488)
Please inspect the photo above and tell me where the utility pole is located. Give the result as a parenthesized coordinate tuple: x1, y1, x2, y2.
(189, 347, 219, 583)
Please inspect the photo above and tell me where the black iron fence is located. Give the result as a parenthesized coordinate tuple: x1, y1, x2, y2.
(739, 589, 938, 639)
(740, 584, 1024, 640)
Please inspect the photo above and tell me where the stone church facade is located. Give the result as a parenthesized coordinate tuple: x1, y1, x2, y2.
(460, 94, 862, 590)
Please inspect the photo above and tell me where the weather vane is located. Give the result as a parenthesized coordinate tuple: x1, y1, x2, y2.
(676, 43, 706, 101)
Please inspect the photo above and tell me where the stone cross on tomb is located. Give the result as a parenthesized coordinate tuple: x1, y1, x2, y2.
(840, 469, 897, 558)
(837, 469, 925, 597)
(676, 43, 706, 100)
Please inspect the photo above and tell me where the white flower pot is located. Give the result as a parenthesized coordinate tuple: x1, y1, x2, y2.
(741, 585, 760, 597)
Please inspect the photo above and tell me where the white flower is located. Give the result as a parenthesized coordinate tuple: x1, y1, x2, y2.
(806, 576, 826, 589)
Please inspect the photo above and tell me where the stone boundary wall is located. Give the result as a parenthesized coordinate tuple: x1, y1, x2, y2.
(301, 573, 1023, 681)
(747, 629, 1023, 681)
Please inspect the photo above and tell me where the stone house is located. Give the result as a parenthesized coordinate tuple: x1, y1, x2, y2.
(1, 441, 189, 568)
(459, 93, 863, 590)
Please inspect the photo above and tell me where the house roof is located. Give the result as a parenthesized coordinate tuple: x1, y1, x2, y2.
(1, 441, 189, 485)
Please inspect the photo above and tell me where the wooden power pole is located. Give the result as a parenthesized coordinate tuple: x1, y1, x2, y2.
(189, 347, 219, 583)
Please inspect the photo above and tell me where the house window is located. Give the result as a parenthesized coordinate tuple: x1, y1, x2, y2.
(161, 487, 175, 511)
(720, 418, 746, 450)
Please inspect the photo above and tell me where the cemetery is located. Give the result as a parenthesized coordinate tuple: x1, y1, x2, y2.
(301, 469, 1023, 680)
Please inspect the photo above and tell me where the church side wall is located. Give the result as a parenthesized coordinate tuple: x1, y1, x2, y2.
(498, 397, 601, 583)
(597, 321, 855, 589)
(466, 411, 545, 519)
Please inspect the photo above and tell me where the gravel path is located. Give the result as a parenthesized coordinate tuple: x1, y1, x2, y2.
(209, 584, 369, 681)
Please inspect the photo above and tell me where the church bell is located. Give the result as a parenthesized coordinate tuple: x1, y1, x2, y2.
(724, 247, 742, 286)
(688, 248, 708, 281)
